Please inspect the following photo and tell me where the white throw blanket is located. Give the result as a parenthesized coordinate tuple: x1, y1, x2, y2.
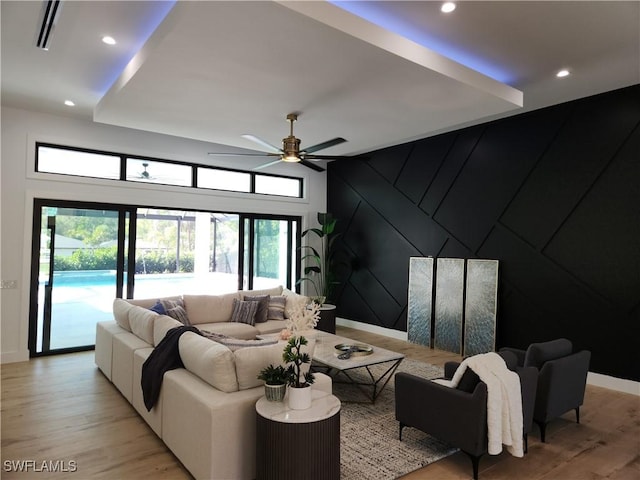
(435, 352, 524, 457)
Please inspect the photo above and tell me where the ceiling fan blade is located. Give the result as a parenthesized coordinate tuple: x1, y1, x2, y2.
(253, 159, 283, 170)
(304, 154, 354, 161)
(241, 134, 282, 154)
(300, 159, 325, 172)
(302, 137, 347, 154)
(208, 152, 280, 157)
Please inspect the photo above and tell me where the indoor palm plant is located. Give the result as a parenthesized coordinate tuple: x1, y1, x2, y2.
(283, 335, 315, 409)
(257, 364, 288, 402)
(298, 212, 343, 305)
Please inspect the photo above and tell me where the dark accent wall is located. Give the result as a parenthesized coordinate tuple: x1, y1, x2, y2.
(328, 85, 640, 381)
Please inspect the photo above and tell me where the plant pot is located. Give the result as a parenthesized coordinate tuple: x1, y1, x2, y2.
(317, 304, 336, 333)
(288, 384, 312, 410)
(264, 383, 287, 402)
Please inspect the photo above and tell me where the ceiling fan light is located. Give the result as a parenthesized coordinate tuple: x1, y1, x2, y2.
(282, 153, 300, 162)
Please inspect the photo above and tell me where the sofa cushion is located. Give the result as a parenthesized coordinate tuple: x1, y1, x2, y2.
(254, 320, 288, 335)
(267, 296, 286, 321)
(282, 288, 310, 318)
(113, 298, 134, 332)
(245, 285, 283, 297)
(128, 305, 157, 345)
(231, 299, 259, 325)
(234, 342, 287, 390)
(153, 315, 183, 346)
(183, 293, 240, 324)
(178, 332, 239, 393)
(128, 295, 183, 310)
(524, 338, 573, 369)
(243, 295, 270, 323)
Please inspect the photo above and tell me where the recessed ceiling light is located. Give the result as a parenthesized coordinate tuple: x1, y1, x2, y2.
(556, 69, 570, 78)
(102, 36, 116, 45)
(441, 2, 456, 13)
(64, 100, 75, 107)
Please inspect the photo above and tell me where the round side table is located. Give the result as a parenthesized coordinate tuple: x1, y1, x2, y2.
(255, 389, 341, 480)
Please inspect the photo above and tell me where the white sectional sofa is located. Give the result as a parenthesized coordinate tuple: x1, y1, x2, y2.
(95, 285, 331, 480)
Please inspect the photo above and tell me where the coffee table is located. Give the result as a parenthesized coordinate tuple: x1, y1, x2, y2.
(310, 331, 404, 403)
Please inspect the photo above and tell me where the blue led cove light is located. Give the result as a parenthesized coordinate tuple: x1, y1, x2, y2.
(329, 1, 514, 84)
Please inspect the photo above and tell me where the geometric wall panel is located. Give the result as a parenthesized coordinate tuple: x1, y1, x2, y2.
(463, 259, 499, 357)
(434, 258, 465, 354)
(329, 85, 640, 380)
(407, 257, 434, 347)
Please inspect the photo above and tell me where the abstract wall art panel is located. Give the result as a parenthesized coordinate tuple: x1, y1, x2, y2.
(464, 259, 499, 357)
(434, 258, 465, 354)
(407, 257, 434, 347)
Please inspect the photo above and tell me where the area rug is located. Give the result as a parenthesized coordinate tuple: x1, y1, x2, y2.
(337, 359, 458, 480)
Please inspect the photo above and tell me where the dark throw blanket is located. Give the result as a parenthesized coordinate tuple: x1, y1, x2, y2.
(141, 325, 201, 411)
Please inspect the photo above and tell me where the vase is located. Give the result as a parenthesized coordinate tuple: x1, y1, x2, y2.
(264, 383, 287, 402)
(288, 384, 312, 410)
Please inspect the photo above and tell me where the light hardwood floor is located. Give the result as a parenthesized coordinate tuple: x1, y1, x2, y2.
(1, 326, 638, 479)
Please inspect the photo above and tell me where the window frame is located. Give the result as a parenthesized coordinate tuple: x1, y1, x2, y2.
(35, 142, 304, 199)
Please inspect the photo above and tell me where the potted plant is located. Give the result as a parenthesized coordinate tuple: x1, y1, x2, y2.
(298, 212, 343, 305)
(257, 364, 288, 402)
(283, 336, 315, 409)
(298, 212, 350, 333)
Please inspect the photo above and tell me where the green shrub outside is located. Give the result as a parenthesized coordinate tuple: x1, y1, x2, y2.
(54, 246, 195, 274)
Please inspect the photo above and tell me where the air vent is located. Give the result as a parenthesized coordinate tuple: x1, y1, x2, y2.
(36, 0, 62, 50)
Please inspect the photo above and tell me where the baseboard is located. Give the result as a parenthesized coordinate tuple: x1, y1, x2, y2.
(1, 349, 29, 364)
(587, 372, 640, 396)
(337, 317, 640, 396)
(336, 317, 408, 341)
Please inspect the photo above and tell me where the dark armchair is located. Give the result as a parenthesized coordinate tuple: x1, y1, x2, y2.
(395, 352, 537, 480)
(500, 338, 591, 442)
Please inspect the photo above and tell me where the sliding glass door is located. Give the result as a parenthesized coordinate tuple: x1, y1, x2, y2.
(29, 200, 300, 356)
(242, 217, 297, 291)
(29, 201, 132, 355)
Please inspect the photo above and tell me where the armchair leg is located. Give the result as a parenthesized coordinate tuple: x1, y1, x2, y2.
(575, 407, 580, 424)
(463, 452, 482, 480)
(536, 420, 547, 443)
(524, 433, 528, 454)
(399, 423, 405, 441)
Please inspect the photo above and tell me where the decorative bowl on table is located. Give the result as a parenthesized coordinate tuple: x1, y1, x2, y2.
(334, 343, 373, 359)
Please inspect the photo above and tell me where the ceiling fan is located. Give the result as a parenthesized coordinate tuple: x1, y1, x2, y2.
(138, 162, 151, 179)
(208, 113, 350, 172)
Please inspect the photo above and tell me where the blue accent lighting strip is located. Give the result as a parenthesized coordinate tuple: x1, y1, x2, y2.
(99, 1, 177, 94)
(329, 1, 514, 84)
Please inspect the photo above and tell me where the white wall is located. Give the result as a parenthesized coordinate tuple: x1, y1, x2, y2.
(0, 106, 327, 363)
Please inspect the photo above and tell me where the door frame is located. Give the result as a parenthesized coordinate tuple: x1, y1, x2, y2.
(28, 199, 135, 357)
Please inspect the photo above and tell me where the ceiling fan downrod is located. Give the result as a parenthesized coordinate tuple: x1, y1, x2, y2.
(282, 113, 301, 162)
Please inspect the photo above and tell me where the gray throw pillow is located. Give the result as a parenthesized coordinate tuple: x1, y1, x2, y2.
(160, 298, 191, 326)
(243, 295, 270, 323)
(231, 298, 259, 326)
(267, 296, 286, 321)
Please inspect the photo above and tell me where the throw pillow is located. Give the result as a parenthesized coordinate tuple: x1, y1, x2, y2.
(149, 300, 166, 315)
(267, 296, 286, 321)
(243, 295, 270, 323)
(231, 298, 259, 326)
(160, 298, 191, 326)
(201, 330, 279, 351)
